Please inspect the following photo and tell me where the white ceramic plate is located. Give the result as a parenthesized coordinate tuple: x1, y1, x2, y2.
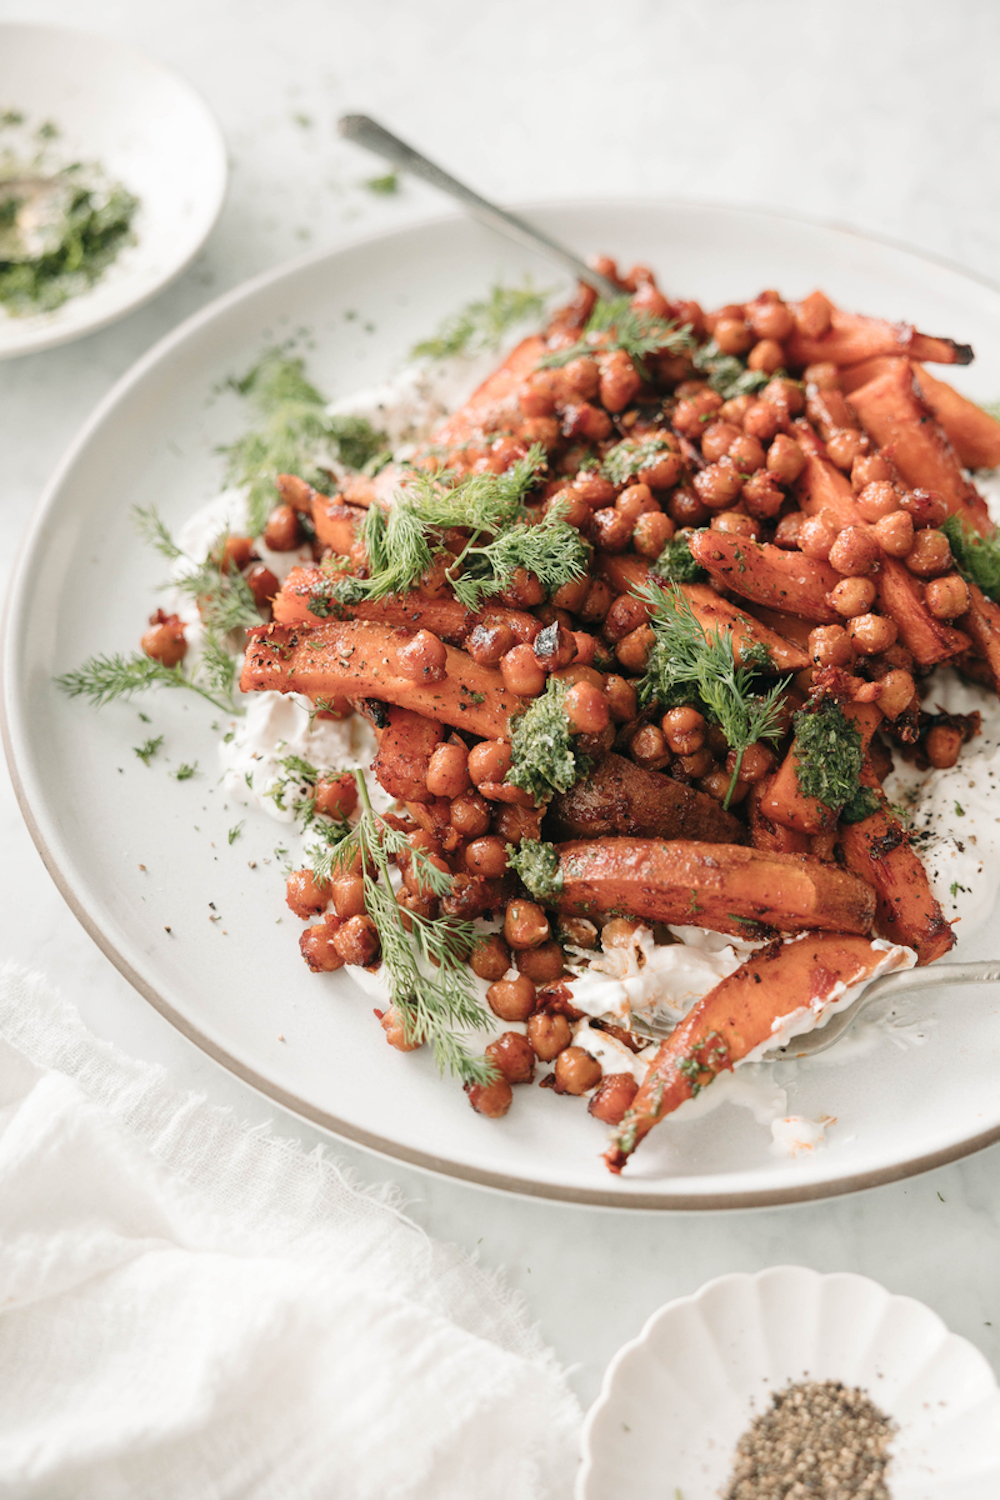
(0, 23, 227, 358)
(579, 1266, 1000, 1499)
(6, 202, 1000, 1208)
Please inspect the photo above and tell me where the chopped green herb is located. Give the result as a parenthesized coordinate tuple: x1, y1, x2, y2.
(955, 800, 966, 817)
(506, 677, 588, 806)
(228, 822, 244, 845)
(840, 785, 880, 824)
(940, 514, 1000, 601)
(791, 699, 864, 813)
(602, 435, 675, 487)
(692, 338, 773, 400)
(133, 734, 164, 766)
(539, 294, 695, 377)
(651, 531, 707, 584)
(364, 171, 398, 195)
(172, 763, 198, 781)
(507, 839, 564, 901)
(411, 278, 552, 360)
(950, 880, 970, 898)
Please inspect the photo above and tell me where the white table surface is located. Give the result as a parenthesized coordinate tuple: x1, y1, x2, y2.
(2, 0, 999, 1419)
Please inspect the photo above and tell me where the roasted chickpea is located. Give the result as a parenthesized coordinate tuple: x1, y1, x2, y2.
(562, 401, 614, 444)
(728, 432, 767, 475)
(905, 529, 952, 578)
(499, 568, 546, 609)
(629, 723, 670, 769)
(402, 849, 450, 899)
(426, 742, 472, 799)
(855, 481, 900, 523)
(331, 875, 366, 921)
(565, 680, 610, 733)
(465, 836, 509, 879)
(748, 294, 795, 342)
(925, 573, 971, 620)
(693, 457, 743, 510)
(330, 915, 379, 967)
(468, 740, 513, 788)
(847, 613, 898, 655)
(591, 507, 634, 553)
(808, 625, 854, 669)
(633, 511, 676, 558)
(615, 624, 654, 673)
(678, 748, 714, 778)
(500, 643, 547, 696)
(601, 917, 645, 949)
(466, 621, 516, 666)
(504, 900, 551, 951)
(559, 916, 599, 949)
(552, 574, 591, 614)
(741, 471, 785, 521)
(526, 1011, 572, 1061)
(639, 449, 685, 491)
(747, 338, 786, 375)
(378, 1004, 421, 1052)
(487, 974, 537, 1022)
(700, 767, 747, 804)
(470, 932, 511, 981)
(828, 525, 881, 577)
(926, 724, 964, 769)
(714, 316, 754, 356)
(299, 916, 345, 972)
(554, 1046, 603, 1095)
(588, 1072, 640, 1125)
(465, 1078, 513, 1117)
(873, 510, 915, 558)
(486, 1032, 536, 1085)
(598, 348, 643, 412)
(605, 593, 651, 642)
(711, 511, 761, 540)
(720, 393, 753, 426)
(217, 535, 256, 572)
(398, 629, 447, 684)
(673, 388, 724, 436)
(798, 515, 837, 561)
(900, 488, 949, 529)
(246, 563, 280, 610)
(828, 576, 878, 618)
(450, 790, 491, 838)
(826, 428, 869, 471)
(314, 772, 359, 820)
(141, 612, 187, 668)
(661, 705, 706, 755)
(532, 621, 577, 672)
(731, 742, 776, 783)
(515, 941, 566, 984)
(765, 433, 806, 485)
(877, 668, 916, 719)
(604, 674, 638, 722)
(743, 400, 781, 444)
(761, 377, 805, 416)
(578, 576, 615, 624)
(701, 421, 743, 463)
(803, 360, 839, 391)
(263, 503, 302, 551)
(773, 512, 806, 549)
(668, 488, 712, 529)
(851, 452, 893, 491)
(562, 355, 601, 401)
(286, 869, 329, 919)
(615, 482, 659, 523)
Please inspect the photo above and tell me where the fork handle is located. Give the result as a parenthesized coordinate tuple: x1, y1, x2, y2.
(337, 114, 621, 301)
(862, 959, 1000, 1003)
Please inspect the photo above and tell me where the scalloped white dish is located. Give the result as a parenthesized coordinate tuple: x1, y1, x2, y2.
(6, 202, 1000, 1207)
(0, 23, 227, 358)
(579, 1267, 1000, 1498)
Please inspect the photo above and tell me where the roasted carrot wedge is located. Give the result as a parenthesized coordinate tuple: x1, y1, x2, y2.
(370, 706, 445, 804)
(687, 531, 841, 623)
(553, 838, 875, 938)
(912, 365, 1000, 471)
(432, 334, 548, 449)
(604, 933, 909, 1171)
(785, 304, 973, 370)
(241, 620, 517, 739)
(759, 701, 882, 834)
(958, 583, 1000, 693)
(792, 421, 865, 528)
(877, 557, 971, 667)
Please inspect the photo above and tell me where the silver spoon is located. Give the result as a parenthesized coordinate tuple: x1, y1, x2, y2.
(337, 113, 621, 301)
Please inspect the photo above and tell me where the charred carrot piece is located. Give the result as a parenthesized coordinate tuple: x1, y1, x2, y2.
(786, 305, 973, 370)
(877, 557, 971, 667)
(241, 619, 516, 740)
(605, 933, 903, 1171)
(553, 838, 876, 939)
(311, 497, 367, 554)
(957, 583, 1000, 694)
(838, 769, 954, 965)
(431, 334, 548, 449)
(687, 531, 841, 623)
(792, 421, 865, 528)
(759, 702, 882, 835)
(912, 365, 1000, 471)
(747, 780, 811, 855)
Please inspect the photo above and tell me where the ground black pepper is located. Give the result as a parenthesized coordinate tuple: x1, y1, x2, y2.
(722, 1379, 894, 1499)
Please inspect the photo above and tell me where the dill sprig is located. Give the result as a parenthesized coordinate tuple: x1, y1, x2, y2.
(223, 352, 388, 536)
(634, 581, 789, 808)
(692, 338, 774, 401)
(940, 514, 1000, 601)
(315, 771, 496, 1085)
(539, 294, 695, 376)
(411, 278, 552, 361)
(506, 676, 588, 806)
(651, 531, 707, 584)
(133, 734, 164, 765)
(56, 652, 236, 714)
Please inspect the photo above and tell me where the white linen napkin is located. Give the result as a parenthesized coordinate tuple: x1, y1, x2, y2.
(0, 964, 580, 1500)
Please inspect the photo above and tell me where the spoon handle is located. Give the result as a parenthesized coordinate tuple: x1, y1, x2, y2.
(337, 114, 621, 301)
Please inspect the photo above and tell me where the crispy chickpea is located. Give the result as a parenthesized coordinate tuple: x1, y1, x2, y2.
(720, 393, 753, 426)
(398, 629, 447, 684)
(286, 869, 329, 919)
(828, 525, 881, 577)
(563, 355, 600, 401)
(468, 740, 513, 787)
(748, 338, 786, 375)
(712, 511, 761, 540)
(743, 400, 781, 443)
(633, 511, 676, 558)
(661, 705, 706, 755)
(798, 515, 837, 562)
(629, 723, 670, 769)
(551, 576, 591, 616)
(741, 471, 785, 521)
(728, 432, 766, 475)
(500, 643, 547, 697)
(527, 1011, 572, 1062)
(599, 348, 643, 412)
(640, 449, 685, 491)
(591, 507, 634, 553)
(499, 567, 545, 608)
(673, 388, 724, 437)
(465, 1078, 513, 1117)
(856, 481, 900, 523)
(466, 620, 516, 666)
(668, 488, 712, 528)
(579, 576, 615, 624)
(378, 1004, 421, 1052)
(217, 535, 256, 572)
(491, 801, 543, 846)
(504, 900, 550, 951)
(450, 791, 491, 838)
(565, 680, 610, 733)
(701, 421, 743, 463)
(519, 372, 557, 417)
(828, 576, 878, 618)
(731, 742, 776, 783)
(470, 932, 511, 981)
(926, 724, 964, 769)
(604, 675, 638, 722)
(714, 316, 754, 356)
(141, 612, 187, 668)
(873, 509, 915, 558)
(486, 1032, 536, 1085)
(465, 836, 509, 879)
(314, 772, 359, 820)
(693, 458, 743, 510)
(925, 573, 971, 620)
(560, 916, 599, 949)
(516, 941, 566, 984)
(616, 482, 659, 521)
(615, 624, 654, 673)
(532, 621, 577, 672)
(487, 974, 537, 1022)
(826, 429, 869, 471)
(765, 433, 806, 485)
(562, 401, 614, 444)
(246, 563, 280, 610)
(426, 742, 471, 799)
(678, 748, 714, 778)
(588, 1072, 639, 1125)
(748, 294, 795, 342)
(906, 529, 952, 578)
(700, 767, 746, 804)
(602, 917, 645, 949)
(877, 668, 916, 719)
(396, 887, 438, 930)
(900, 488, 949, 529)
(402, 848, 450, 899)
(263, 503, 301, 551)
(572, 472, 618, 509)
(847, 613, 898, 655)
(332, 915, 380, 967)
(554, 1046, 603, 1095)
(773, 512, 806, 550)
(808, 625, 854, 668)
(762, 377, 805, 416)
(330, 875, 366, 921)
(299, 916, 345, 972)
(851, 452, 893, 491)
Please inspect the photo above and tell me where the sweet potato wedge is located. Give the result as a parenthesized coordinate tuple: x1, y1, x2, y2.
(241, 620, 516, 740)
(838, 769, 954, 965)
(604, 933, 905, 1171)
(877, 557, 971, 667)
(759, 701, 882, 835)
(553, 838, 875, 938)
(370, 706, 445, 804)
(785, 304, 973, 370)
(547, 753, 746, 845)
(848, 359, 993, 534)
(687, 531, 842, 623)
(912, 365, 1000, 471)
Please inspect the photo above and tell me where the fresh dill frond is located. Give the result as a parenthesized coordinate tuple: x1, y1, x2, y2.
(692, 338, 773, 401)
(198, 629, 241, 706)
(228, 822, 244, 845)
(506, 676, 588, 806)
(56, 652, 236, 714)
(132, 505, 184, 561)
(651, 531, 707, 584)
(539, 294, 695, 376)
(635, 581, 789, 808)
(449, 504, 589, 611)
(133, 734, 164, 765)
(940, 514, 1000, 601)
(411, 278, 552, 361)
(173, 554, 260, 634)
(364, 171, 399, 195)
(172, 762, 198, 780)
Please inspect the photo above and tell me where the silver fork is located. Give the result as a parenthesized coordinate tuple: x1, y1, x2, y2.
(628, 961, 1000, 1059)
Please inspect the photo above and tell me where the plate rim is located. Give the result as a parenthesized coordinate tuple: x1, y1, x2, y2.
(0, 19, 229, 360)
(7, 197, 1000, 1209)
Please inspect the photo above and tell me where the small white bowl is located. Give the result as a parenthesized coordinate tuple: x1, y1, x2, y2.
(0, 23, 227, 358)
(579, 1266, 1000, 1499)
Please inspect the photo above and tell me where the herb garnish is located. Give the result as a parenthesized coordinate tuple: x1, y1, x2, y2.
(634, 581, 787, 807)
(840, 785, 880, 824)
(506, 677, 588, 806)
(507, 839, 564, 901)
(411, 279, 552, 361)
(602, 435, 675, 487)
(172, 763, 198, 781)
(133, 735, 164, 765)
(539, 294, 695, 376)
(651, 531, 707, 584)
(364, 171, 399, 195)
(57, 652, 236, 715)
(692, 338, 774, 400)
(940, 514, 1000, 601)
(791, 699, 864, 813)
